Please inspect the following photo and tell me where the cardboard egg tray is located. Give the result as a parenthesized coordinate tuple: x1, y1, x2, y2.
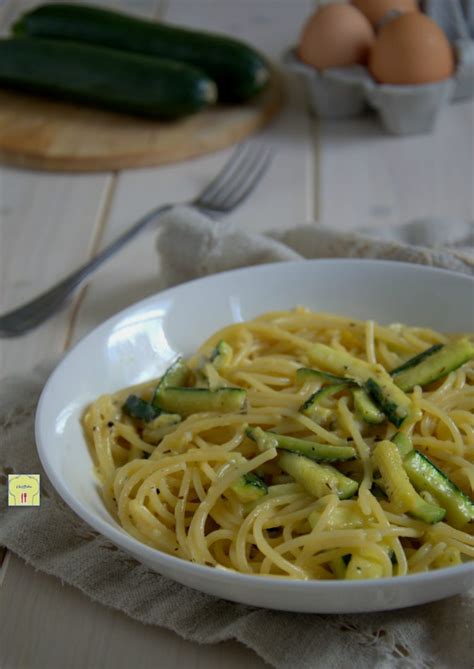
(284, 0, 474, 135)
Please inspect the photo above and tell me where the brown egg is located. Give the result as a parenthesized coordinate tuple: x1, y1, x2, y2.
(298, 4, 375, 70)
(351, 0, 418, 27)
(369, 12, 455, 84)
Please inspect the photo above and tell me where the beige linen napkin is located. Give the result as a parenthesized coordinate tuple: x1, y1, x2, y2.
(157, 206, 474, 286)
(1, 208, 473, 669)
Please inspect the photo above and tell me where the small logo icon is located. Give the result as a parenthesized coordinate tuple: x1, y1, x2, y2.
(8, 474, 40, 507)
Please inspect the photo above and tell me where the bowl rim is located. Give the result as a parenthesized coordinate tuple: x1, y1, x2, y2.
(35, 258, 474, 593)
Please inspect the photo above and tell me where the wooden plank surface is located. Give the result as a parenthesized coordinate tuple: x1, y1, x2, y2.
(318, 100, 474, 230)
(1, 0, 473, 668)
(0, 167, 112, 377)
(0, 554, 269, 669)
(0, 77, 282, 171)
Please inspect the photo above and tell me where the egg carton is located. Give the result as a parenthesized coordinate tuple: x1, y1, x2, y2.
(284, 0, 474, 135)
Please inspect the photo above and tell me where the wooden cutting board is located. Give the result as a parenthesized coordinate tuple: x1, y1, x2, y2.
(0, 73, 282, 172)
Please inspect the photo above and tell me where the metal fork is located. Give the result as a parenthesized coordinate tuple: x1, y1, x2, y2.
(0, 142, 272, 337)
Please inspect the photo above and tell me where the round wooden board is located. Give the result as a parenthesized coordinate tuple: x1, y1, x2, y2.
(0, 73, 283, 172)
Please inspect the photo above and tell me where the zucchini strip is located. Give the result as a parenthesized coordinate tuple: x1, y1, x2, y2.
(391, 344, 443, 375)
(403, 451, 474, 530)
(123, 395, 162, 422)
(391, 433, 474, 529)
(231, 472, 268, 503)
(155, 387, 247, 416)
(353, 388, 385, 425)
(300, 383, 349, 418)
(391, 339, 474, 392)
(247, 427, 357, 462)
(373, 440, 445, 524)
(308, 343, 411, 427)
(278, 452, 359, 500)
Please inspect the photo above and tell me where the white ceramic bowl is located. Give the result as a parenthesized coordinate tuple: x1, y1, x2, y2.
(36, 260, 474, 613)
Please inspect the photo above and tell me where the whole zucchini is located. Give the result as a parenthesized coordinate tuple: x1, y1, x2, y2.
(0, 37, 216, 119)
(13, 3, 270, 102)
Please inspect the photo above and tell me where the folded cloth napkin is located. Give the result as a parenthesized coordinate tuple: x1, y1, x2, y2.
(157, 206, 474, 286)
(1, 208, 474, 669)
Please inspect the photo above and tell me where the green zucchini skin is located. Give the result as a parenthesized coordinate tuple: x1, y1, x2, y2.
(154, 387, 247, 416)
(123, 395, 162, 422)
(403, 450, 474, 530)
(231, 473, 268, 503)
(373, 440, 446, 524)
(152, 358, 189, 406)
(278, 452, 359, 500)
(300, 383, 349, 418)
(0, 37, 216, 119)
(390, 344, 443, 376)
(391, 339, 474, 392)
(308, 343, 412, 428)
(246, 427, 357, 462)
(352, 388, 385, 425)
(210, 340, 233, 369)
(14, 3, 270, 102)
(365, 378, 406, 428)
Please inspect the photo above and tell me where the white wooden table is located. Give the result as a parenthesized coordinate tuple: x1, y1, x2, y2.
(1, 1, 473, 667)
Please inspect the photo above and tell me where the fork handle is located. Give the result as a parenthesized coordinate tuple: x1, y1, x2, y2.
(0, 203, 173, 337)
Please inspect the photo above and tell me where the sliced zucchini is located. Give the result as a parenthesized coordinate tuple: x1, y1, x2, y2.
(300, 382, 349, 418)
(309, 343, 411, 428)
(152, 357, 189, 406)
(373, 440, 445, 524)
(210, 340, 233, 370)
(122, 395, 162, 422)
(352, 388, 385, 424)
(296, 367, 349, 385)
(364, 378, 410, 429)
(390, 344, 443, 375)
(195, 341, 233, 389)
(278, 452, 359, 500)
(273, 433, 357, 463)
(391, 432, 474, 529)
(403, 450, 474, 530)
(231, 472, 268, 503)
(246, 427, 357, 462)
(154, 387, 246, 416)
(246, 426, 276, 449)
(391, 339, 474, 392)
(392, 432, 414, 458)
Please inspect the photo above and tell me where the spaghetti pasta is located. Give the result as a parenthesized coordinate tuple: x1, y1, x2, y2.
(83, 308, 474, 580)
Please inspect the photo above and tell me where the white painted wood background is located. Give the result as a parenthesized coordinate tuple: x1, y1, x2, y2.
(0, 0, 472, 667)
